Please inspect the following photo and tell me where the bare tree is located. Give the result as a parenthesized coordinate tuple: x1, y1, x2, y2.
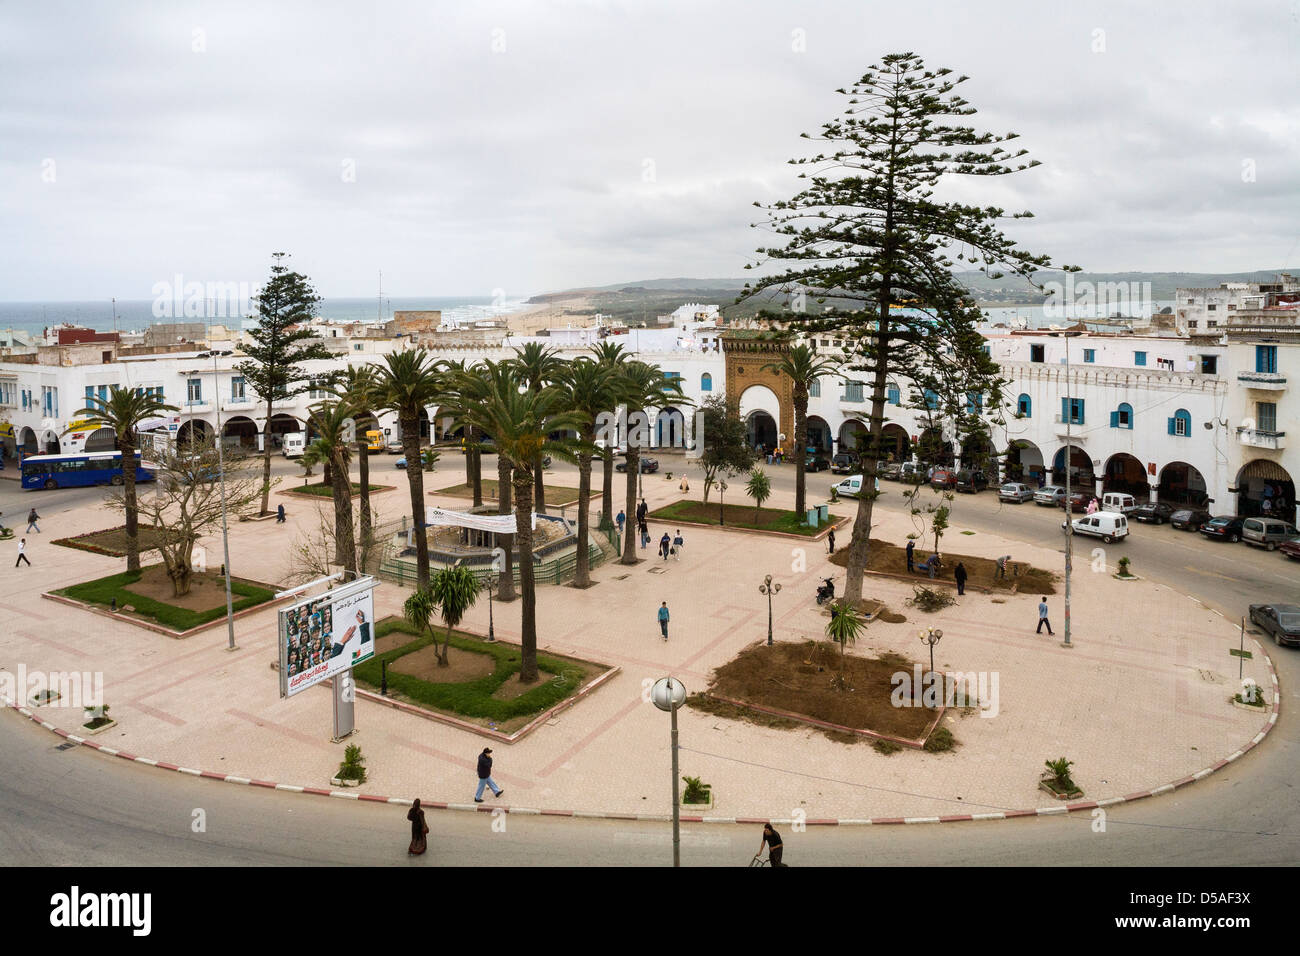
(287, 503, 390, 584)
(114, 441, 265, 597)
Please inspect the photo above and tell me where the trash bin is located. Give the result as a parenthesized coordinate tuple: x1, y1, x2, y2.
(817, 504, 829, 525)
(805, 507, 819, 526)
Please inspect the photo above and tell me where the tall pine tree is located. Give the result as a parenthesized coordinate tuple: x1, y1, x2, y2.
(741, 53, 1076, 604)
(238, 252, 332, 516)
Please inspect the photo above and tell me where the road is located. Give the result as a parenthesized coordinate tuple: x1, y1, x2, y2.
(2, 449, 1296, 866)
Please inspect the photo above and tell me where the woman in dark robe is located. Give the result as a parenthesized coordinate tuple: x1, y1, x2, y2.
(407, 798, 428, 855)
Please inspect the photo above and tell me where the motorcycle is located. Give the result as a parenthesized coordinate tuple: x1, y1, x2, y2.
(815, 577, 836, 606)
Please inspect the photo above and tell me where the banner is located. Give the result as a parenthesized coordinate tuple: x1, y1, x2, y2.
(279, 578, 377, 698)
(424, 507, 536, 533)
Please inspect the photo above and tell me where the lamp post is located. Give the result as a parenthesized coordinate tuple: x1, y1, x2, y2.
(200, 349, 237, 652)
(485, 570, 498, 642)
(1061, 331, 1079, 650)
(650, 676, 687, 868)
(917, 626, 943, 679)
(759, 574, 782, 646)
(718, 479, 728, 526)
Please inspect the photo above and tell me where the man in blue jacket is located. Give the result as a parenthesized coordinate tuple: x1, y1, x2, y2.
(475, 747, 503, 803)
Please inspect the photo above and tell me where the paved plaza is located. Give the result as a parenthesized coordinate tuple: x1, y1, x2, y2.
(0, 462, 1279, 822)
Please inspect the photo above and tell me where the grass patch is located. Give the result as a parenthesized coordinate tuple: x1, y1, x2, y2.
(54, 569, 276, 632)
(286, 481, 387, 498)
(923, 727, 957, 753)
(353, 618, 597, 723)
(872, 739, 903, 756)
(433, 480, 581, 506)
(52, 525, 170, 558)
(648, 499, 839, 537)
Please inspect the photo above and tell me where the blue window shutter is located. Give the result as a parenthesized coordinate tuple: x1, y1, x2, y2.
(1110, 411, 1118, 428)
(1167, 417, 1176, 435)
(1061, 397, 1069, 421)
(1077, 400, 1084, 423)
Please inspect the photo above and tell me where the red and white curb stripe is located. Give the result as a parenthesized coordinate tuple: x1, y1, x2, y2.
(2, 648, 1279, 826)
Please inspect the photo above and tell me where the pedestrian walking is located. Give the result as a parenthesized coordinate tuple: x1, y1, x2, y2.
(15, 538, 30, 567)
(1036, 596, 1054, 635)
(616, 510, 626, 535)
(757, 823, 787, 867)
(906, 539, 915, 573)
(407, 797, 428, 855)
(659, 532, 671, 560)
(954, 562, 967, 596)
(640, 524, 650, 550)
(827, 528, 836, 554)
(658, 601, 670, 641)
(672, 529, 683, 561)
(26, 508, 40, 533)
(636, 498, 648, 525)
(996, 555, 1010, 580)
(276, 503, 286, 524)
(679, 476, 689, 494)
(474, 747, 503, 802)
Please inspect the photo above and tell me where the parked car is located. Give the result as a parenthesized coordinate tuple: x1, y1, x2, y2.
(876, 461, 902, 480)
(1034, 485, 1066, 506)
(394, 456, 407, 469)
(1130, 502, 1176, 524)
(1063, 512, 1129, 544)
(998, 482, 1035, 503)
(1199, 515, 1246, 542)
(1100, 492, 1139, 515)
(1060, 491, 1100, 514)
(1277, 537, 1300, 560)
(1242, 517, 1299, 551)
(385, 440, 404, 455)
(1249, 603, 1300, 647)
(929, 467, 958, 490)
(955, 470, 990, 493)
(900, 462, 924, 484)
(805, 456, 830, 473)
(615, 457, 659, 474)
(831, 452, 857, 474)
(830, 474, 880, 498)
(1170, 508, 1213, 531)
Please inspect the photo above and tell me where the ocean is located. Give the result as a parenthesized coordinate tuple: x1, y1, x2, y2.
(0, 296, 533, 335)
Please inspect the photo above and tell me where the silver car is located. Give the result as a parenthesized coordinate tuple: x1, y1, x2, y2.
(999, 482, 1034, 503)
(1034, 485, 1066, 506)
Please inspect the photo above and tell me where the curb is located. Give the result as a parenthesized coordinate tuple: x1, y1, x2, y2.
(3, 642, 1278, 825)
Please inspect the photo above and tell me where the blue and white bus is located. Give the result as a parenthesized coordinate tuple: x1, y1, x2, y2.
(20, 451, 154, 491)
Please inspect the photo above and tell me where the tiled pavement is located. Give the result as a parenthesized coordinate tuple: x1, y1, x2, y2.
(0, 470, 1279, 822)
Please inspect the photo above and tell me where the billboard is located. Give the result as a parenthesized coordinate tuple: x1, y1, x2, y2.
(279, 577, 377, 698)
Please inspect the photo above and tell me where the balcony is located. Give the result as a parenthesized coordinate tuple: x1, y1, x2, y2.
(1236, 427, 1286, 450)
(1237, 372, 1287, 391)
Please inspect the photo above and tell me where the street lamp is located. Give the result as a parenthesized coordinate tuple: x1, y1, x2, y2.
(1060, 330, 1081, 650)
(199, 349, 237, 652)
(718, 479, 728, 526)
(759, 574, 782, 646)
(650, 676, 687, 868)
(484, 570, 498, 642)
(917, 626, 943, 679)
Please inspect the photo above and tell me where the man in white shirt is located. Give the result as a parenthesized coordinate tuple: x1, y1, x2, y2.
(15, 537, 30, 567)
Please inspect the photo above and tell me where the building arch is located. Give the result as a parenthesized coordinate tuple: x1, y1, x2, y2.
(805, 415, 832, 454)
(1052, 444, 1094, 488)
(19, 426, 38, 456)
(917, 426, 954, 467)
(1004, 439, 1045, 484)
(1235, 459, 1295, 524)
(1157, 461, 1208, 508)
(837, 418, 867, 454)
(1103, 452, 1149, 497)
(655, 406, 686, 448)
(177, 418, 212, 448)
(222, 415, 259, 451)
(746, 410, 778, 451)
(959, 429, 995, 471)
(83, 426, 117, 453)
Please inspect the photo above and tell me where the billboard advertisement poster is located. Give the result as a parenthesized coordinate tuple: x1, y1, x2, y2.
(279, 578, 376, 698)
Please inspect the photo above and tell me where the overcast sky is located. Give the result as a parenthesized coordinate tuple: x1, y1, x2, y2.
(2, 0, 1296, 301)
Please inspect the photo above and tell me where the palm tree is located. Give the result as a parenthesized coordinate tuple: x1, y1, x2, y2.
(762, 344, 840, 516)
(590, 340, 628, 521)
(306, 399, 358, 575)
(617, 361, 687, 565)
(555, 358, 623, 587)
(328, 365, 379, 572)
(460, 363, 585, 683)
(426, 564, 480, 666)
(437, 359, 483, 506)
(513, 342, 565, 515)
(825, 600, 864, 691)
(746, 467, 772, 521)
(371, 349, 443, 589)
(70, 386, 179, 572)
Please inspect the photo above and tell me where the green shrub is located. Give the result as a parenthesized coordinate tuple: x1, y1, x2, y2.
(336, 744, 367, 782)
(681, 775, 712, 804)
(872, 739, 903, 756)
(923, 727, 956, 752)
(1043, 756, 1077, 791)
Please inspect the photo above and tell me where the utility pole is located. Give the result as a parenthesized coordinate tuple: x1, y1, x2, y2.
(1062, 331, 1075, 649)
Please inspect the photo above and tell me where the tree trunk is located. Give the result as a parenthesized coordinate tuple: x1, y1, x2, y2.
(122, 434, 140, 573)
(497, 456, 516, 602)
(438, 623, 452, 666)
(513, 470, 539, 683)
(620, 443, 639, 565)
(260, 399, 274, 515)
(793, 394, 808, 516)
(331, 448, 356, 574)
(468, 426, 482, 507)
(402, 416, 430, 589)
(575, 443, 592, 587)
(842, 323, 892, 604)
(600, 449, 613, 520)
(534, 452, 547, 515)
(357, 441, 371, 572)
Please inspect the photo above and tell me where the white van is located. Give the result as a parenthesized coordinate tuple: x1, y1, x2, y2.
(1101, 492, 1137, 515)
(281, 432, 307, 459)
(831, 474, 881, 498)
(1064, 512, 1129, 543)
